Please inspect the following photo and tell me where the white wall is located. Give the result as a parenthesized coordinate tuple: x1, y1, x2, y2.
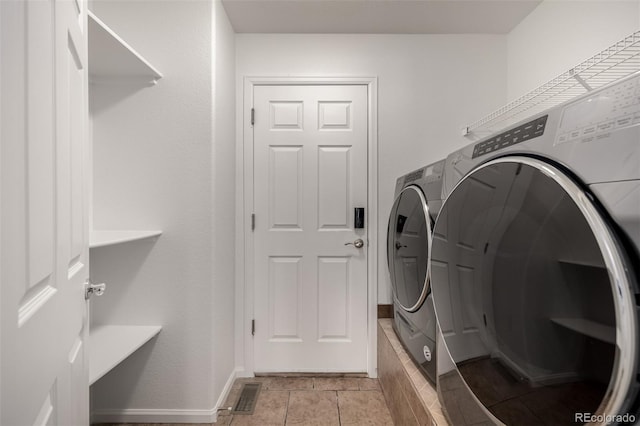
(508, 0, 640, 99)
(235, 34, 507, 308)
(211, 0, 237, 412)
(89, 0, 235, 422)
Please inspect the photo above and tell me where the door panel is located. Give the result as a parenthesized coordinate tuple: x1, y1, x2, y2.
(269, 146, 303, 229)
(253, 85, 368, 372)
(317, 257, 350, 341)
(318, 147, 350, 229)
(269, 256, 303, 341)
(1, 0, 89, 424)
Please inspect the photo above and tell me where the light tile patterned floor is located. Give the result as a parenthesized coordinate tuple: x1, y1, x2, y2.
(216, 377, 394, 425)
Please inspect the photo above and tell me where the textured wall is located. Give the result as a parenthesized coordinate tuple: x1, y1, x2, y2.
(211, 0, 238, 412)
(507, 0, 640, 99)
(89, 0, 235, 421)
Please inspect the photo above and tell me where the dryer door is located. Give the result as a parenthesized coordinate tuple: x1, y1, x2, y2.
(387, 185, 432, 312)
(431, 157, 638, 426)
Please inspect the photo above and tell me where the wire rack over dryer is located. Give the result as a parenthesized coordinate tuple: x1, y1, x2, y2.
(463, 30, 640, 138)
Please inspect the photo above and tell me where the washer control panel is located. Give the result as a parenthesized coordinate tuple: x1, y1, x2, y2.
(472, 115, 548, 159)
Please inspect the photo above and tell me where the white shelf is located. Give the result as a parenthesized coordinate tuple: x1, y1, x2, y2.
(89, 325, 162, 385)
(550, 317, 615, 345)
(90, 230, 162, 248)
(464, 30, 640, 137)
(88, 11, 162, 85)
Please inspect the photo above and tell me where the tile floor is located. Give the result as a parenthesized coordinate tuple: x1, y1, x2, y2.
(215, 376, 394, 425)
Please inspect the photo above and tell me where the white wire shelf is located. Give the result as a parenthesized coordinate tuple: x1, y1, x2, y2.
(464, 30, 640, 138)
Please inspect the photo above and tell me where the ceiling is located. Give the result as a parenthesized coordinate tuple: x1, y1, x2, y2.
(221, 0, 543, 34)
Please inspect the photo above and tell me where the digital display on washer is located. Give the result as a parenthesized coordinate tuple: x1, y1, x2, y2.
(472, 115, 548, 158)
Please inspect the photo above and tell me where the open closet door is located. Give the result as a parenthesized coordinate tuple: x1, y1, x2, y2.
(1, 0, 90, 424)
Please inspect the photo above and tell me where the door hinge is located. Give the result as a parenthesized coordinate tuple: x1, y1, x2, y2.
(251, 108, 255, 126)
(251, 213, 255, 231)
(251, 319, 255, 336)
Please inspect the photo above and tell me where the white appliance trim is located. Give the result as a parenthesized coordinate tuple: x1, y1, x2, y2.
(236, 76, 379, 377)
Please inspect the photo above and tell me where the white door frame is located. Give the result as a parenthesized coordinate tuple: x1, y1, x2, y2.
(236, 76, 378, 377)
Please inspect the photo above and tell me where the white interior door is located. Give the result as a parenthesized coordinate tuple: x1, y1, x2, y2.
(253, 85, 369, 373)
(1, 0, 90, 424)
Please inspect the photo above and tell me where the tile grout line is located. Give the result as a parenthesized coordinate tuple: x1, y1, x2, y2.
(283, 390, 291, 426)
(336, 390, 342, 426)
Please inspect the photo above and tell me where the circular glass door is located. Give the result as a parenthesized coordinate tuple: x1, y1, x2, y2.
(431, 157, 638, 425)
(387, 185, 432, 312)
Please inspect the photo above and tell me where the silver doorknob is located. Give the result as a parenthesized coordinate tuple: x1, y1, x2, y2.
(85, 279, 106, 300)
(345, 238, 364, 248)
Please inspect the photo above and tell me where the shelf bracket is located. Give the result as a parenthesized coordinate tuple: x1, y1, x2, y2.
(570, 69, 593, 92)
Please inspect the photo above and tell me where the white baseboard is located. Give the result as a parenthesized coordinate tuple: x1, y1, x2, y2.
(90, 408, 218, 424)
(215, 366, 241, 412)
(91, 367, 240, 424)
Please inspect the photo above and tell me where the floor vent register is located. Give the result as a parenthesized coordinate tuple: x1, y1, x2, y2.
(232, 382, 262, 415)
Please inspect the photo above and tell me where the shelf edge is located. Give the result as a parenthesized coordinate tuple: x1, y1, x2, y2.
(88, 10, 163, 82)
(89, 325, 162, 385)
(89, 230, 163, 248)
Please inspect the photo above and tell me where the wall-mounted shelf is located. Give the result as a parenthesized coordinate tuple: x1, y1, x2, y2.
(89, 325, 162, 385)
(90, 230, 162, 249)
(88, 11, 162, 85)
(550, 317, 615, 345)
(464, 30, 640, 137)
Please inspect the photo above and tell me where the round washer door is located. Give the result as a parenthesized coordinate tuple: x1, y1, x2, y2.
(431, 157, 638, 425)
(387, 185, 432, 312)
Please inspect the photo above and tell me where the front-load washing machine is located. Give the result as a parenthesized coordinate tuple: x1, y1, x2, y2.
(431, 72, 640, 425)
(387, 160, 444, 385)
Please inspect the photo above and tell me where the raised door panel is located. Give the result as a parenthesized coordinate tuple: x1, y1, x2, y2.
(268, 257, 303, 341)
(270, 101, 304, 130)
(318, 146, 350, 229)
(318, 101, 351, 130)
(317, 257, 350, 341)
(269, 147, 303, 230)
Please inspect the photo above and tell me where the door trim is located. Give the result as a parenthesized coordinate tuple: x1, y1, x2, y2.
(236, 76, 379, 377)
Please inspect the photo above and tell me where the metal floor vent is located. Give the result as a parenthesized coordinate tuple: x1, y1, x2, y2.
(232, 382, 262, 415)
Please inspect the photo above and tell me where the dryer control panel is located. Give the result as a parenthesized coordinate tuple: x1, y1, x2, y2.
(472, 115, 548, 158)
(556, 74, 640, 145)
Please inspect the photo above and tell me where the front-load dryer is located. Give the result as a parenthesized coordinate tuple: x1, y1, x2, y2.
(432, 72, 640, 425)
(387, 160, 445, 385)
